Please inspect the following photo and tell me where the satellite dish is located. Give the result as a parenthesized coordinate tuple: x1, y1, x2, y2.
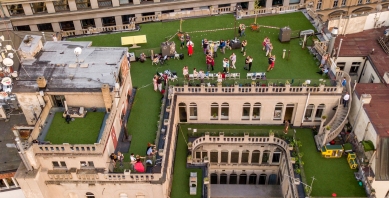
(2, 58, 14, 67)
(74, 47, 82, 56)
(5, 45, 12, 51)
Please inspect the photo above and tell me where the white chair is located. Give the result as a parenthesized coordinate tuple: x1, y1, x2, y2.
(169, 75, 178, 82)
(235, 73, 241, 79)
(247, 73, 253, 79)
(189, 74, 194, 81)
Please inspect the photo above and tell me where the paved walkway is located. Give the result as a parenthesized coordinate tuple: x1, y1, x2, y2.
(210, 184, 283, 198)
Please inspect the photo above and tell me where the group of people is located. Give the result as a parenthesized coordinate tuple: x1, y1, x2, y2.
(180, 33, 194, 56)
(109, 142, 157, 173)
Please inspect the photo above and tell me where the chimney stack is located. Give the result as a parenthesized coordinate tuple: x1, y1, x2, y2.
(36, 76, 47, 88)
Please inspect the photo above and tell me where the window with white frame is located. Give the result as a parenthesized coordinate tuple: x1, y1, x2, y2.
(189, 102, 197, 120)
(315, 104, 325, 120)
(242, 102, 250, 120)
(30, 2, 47, 13)
(211, 103, 219, 120)
(357, 0, 362, 4)
(80, 161, 94, 168)
(221, 103, 229, 120)
(7, 4, 25, 16)
(337, 62, 346, 71)
(341, 0, 347, 6)
(273, 103, 283, 120)
(52, 161, 67, 169)
(316, 0, 322, 10)
(271, 148, 282, 163)
(305, 104, 314, 121)
(253, 102, 261, 120)
(350, 62, 361, 75)
(333, 0, 339, 7)
(365, 0, 370, 3)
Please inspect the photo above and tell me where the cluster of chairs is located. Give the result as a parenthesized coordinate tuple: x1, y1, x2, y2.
(247, 72, 266, 80)
(189, 73, 241, 81)
(152, 55, 169, 66)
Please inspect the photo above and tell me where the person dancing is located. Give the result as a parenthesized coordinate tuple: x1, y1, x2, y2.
(241, 40, 247, 56)
(267, 55, 276, 72)
(187, 40, 194, 57)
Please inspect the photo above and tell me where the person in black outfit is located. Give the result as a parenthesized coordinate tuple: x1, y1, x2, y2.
(65, 114, 71, 124)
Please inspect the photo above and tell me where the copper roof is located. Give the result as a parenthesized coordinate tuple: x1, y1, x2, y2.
(334, 27, 389, 80)
(355, 83, 389, 138)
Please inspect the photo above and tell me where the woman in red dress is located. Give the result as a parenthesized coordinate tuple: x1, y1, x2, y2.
(187, 40, 194, 56)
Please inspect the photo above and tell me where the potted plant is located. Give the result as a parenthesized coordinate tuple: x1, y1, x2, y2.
(285, 80, 290, 85)
(290, 157, 296, 164)
(204, 177, 209, 184)
(268, 82, 273, 86)
(269, 130, 274, 137)
(302, 82, 307, 87)
(253, 113, 257, 119)
(187, 142, 192, 150)
(251, 81, 256, 86)
(289, 142, 295, 150)
(326, 125, 331, 131)
(212, 113, 217, 118)
(321, 115, 327, 120)
(203, 156, 209, 163)
(187, 155, 192, 163)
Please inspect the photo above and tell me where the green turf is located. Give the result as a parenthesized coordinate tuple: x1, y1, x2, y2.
(296, 130, 366, 197)
(45, 112, 105, 144)
(170, 124, 203, 198)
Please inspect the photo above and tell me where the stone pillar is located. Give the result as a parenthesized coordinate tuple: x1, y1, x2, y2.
(101, 84, 112, 112)
(73, 20, 82, 35)
(133, 0, 141, 5)
(30, 25, 39, 32)
(46, 1, 56, 13)
(2, 5, 10, 17)
(266, 0, 272, 9)
(94, 18, 103, 28)
(68, 0, 77, 11)
(154, 0, 161, 2)
(135, 13, 142, 23)
(228, 151, 231, 164)
(22, 3, 33, 15)
(112, 0, 120, 7)
(238, 150, 242, 164)
(248, 1, 255, 10)
(11, 177, 18, 187)
(115, 16, 123, 30)
(218, 150, 221, 163)
(52, 22, 61, 32)
(248, 150, 252, 164)
(2, 178, 9, 189)
(283, 0, 290, 7)
(259, 150, 263, 164)
(90, 0, 99, 9)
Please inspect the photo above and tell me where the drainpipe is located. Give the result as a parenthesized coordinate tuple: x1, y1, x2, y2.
(357, 56, 369, 83)
(343, 14, 351, 35)
(362, 122, 371, 141)
(301, 92, 310, 125)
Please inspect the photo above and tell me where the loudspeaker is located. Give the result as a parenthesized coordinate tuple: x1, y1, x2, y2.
(279, 27, 291, 42)
(161, 42, 176, 56)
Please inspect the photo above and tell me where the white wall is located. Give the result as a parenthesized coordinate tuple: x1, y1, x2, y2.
(364, 11, 389, 30)
(335, 57, 367, 83)
(359, 60, 381, 83)
(0, 189, 26, 198)
(15, 93, 45, 125)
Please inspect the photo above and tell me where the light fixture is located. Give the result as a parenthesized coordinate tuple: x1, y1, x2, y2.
(74, 47, 82, 63)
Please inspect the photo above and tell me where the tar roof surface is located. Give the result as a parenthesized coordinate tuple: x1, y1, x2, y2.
(14, 41, 127, 92)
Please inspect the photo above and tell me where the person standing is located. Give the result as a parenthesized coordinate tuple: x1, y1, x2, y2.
(265, 43, 273, 57)
(193, 68, 198, 79)
(219, 40, 226, 54)
(202, 39, 209, 54)
(187, 40, 194, 57)
(157, 77, 162, 92)
(320, 53, 328, 68)
(248, 56, 253, 71)
(244, 56, 250, 70)
(341, 77, 347, 87)
(117, 151, 124, 168)
(153, 75, 158, 92)
(262, 37, 269, 50)
(241, 40, 247, 56)
(183, 66, 189, 81)
(239, 24, 246, 37)
(226, 40, 232, 50)
(180, 35, 185, 49)
(213, 42, 218, 58)
(206, 54, 213, 72)
(229, 53, 236, 69)
(209, 42, 214, 57)
(267, 55, 275, 72)
(199, 70, 205, 84)
(222, 58, 228, 73)
(185, 33, 191, 45)
(343, 92, 350, 108)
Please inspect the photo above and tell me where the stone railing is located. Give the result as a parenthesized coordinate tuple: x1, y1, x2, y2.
(47, 170, 160, 182)
(314, 40, 329, 56)
(61, 24, 137, 37)
(191, 133, 298, 198)
(325, 71, 351, 143)
(173, 83, 342, 94)
(33, 143, 102, 154)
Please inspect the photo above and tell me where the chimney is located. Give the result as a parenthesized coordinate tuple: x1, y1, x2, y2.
(101, 84, 112, 113)
(36, 76, 47, 88)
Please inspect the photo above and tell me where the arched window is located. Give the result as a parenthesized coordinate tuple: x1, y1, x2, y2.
(242, 102, 250, 120)
(241, 150, 249, 164)
(304, 104, 314, 122)
(229, 174, 237, 184)
(189, 102, 197, 120)
(248, 174, 257, 185)
(315, 104, 325, 120)
(273, 103, 283, 120)
(221, 102, 229, 120)
(231, 150, 239, 163)
(210, 150, 218, 163)
(259, 174, 267, 185)
(251, 150, 260, 164)
(86, 192, 95, 198)
(178, 102, 187, 122)
(210, 173, 218, 184)
(220, 173, 227, 184)
(239, 174, 247, 184)
(268, 174, 277, 185)
(211, 103, 218, 120)
(253, 102, 261, 120)
(221, 150, 229, 163)
(271, 148, 282, 163)
(262, 150, 270, 164)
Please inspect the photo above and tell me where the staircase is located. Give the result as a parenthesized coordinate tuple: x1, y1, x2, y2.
(314, 71, 352, 150)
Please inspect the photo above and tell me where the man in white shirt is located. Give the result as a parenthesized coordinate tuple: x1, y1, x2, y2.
(343, 92, 350, 108)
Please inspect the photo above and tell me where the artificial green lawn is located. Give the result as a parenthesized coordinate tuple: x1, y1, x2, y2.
(68, 12, 351, 197)
(297, 130, 366, 197)
(45, 112, 105, 144)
